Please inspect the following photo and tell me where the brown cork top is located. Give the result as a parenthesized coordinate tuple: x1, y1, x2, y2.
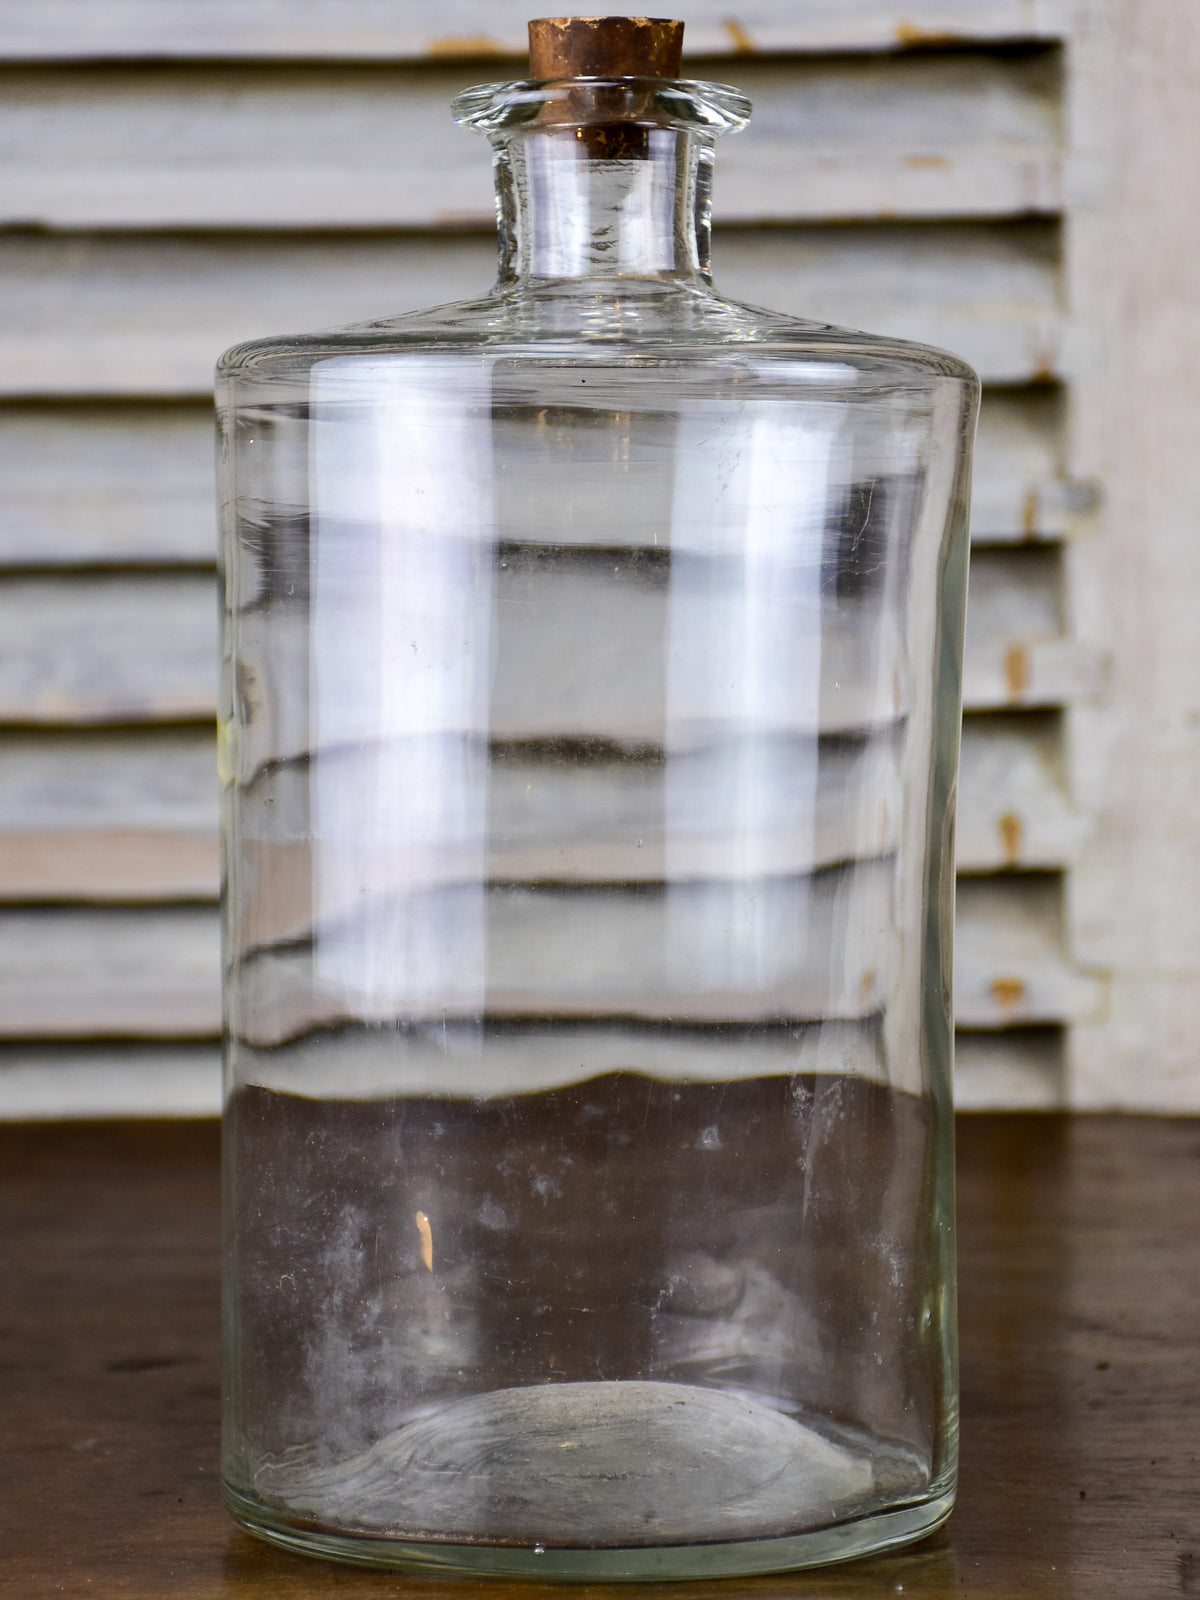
(528, 16, 684, 79)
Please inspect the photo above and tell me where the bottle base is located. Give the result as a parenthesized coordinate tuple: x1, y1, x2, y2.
(225, 1479, 953, 1580)
(226, 1379, 954, 1578)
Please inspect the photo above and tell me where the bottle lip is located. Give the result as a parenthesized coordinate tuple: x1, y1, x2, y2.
(451, 76, 752, 137)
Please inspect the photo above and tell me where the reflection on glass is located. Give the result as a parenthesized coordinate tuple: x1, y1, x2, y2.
(310, 359, 494, 1025)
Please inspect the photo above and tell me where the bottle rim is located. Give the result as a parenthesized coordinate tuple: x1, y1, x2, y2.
(451, 77, 752, 137)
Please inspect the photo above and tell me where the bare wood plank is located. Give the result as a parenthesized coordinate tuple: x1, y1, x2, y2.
(971, 387, 1098, 543)
(0, 405, 216, 566)
(0, 549, 1090, 728)
(0, 575, 215, 723)
(0, 388, 1077, 568)
(956, 713, 1088, 870)
(0, 223, 1062, 397)
(0, 54, 1061, 230)
(0, 1, 1070, 62)
(236, 1018, 904, 1099)
(0, 908, 219, 1037)
(954, 1027, 1063, 1108)
(0, 1022, 1056, 1118)
(235, 867, 901, 1043)
(0, 874, 1088, 1040)
(1061, 4, 1200, 1110)
(0, 1044, 221, 1118)
(0, 729, 217, 830)
(962, 548, 1106, 709)
(962, 637, 1104, 708)
(0, 729, 220, 899)
(0, 709, 1077, 903)
(0, 727, 217, 899)
(0, 832, 216, 901)
(953, 875, 1104, 1028)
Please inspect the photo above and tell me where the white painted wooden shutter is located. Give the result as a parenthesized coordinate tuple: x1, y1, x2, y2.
(0, 0, 1100, 1115)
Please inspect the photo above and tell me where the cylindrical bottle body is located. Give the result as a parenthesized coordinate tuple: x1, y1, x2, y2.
(219, 339, 975, 1578)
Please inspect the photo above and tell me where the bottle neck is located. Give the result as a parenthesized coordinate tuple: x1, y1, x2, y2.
(492, 126, 714, 288)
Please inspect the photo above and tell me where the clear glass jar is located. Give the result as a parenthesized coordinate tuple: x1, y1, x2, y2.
(217, 40, 977, 1583)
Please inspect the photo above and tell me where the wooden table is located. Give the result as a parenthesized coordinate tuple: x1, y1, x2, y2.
(1, 1115, 1196, 1598)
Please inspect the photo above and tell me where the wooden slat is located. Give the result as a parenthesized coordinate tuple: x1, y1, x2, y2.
(962, 548, 1106, 709)
(235, 740, 907, 940)
(971, 387, 1096, 543)
(0, 53, 1060, 230)
(953, 876, 1104, 1028)
(0, 1043, 222, 1118)
(0, 878, 1089, 1040)
(0, 547, 1094, 730)
(0, 223, 1061, 397)
(0, 711, 1078, 904)
(0, 405, 216, 566)
(234, 1018, 903, 1099)
(0, 729, 217, 900)
(0, 387, 1077, 568)
(1057, 3, 1200, 1112)
(954, 1028, 1063, 1109)
(236, 862, 903, 1043)
(0, 831, 215, 901)
(956, 713, 1087, 870)
(0, 907, 219, 1037)
(0, 575, 215, 724)
(0, 730, 217, 832)
(0, 2, 1070, 61)
(0, 1028, 1061, 1117)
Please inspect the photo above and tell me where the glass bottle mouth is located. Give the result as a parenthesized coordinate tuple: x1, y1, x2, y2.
(451, 77, 752, 138)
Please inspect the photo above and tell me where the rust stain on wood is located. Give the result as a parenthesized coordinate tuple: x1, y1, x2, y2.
(990, 976, 1027, 1009)
(415, 1210, 433, 1272)
(1022, 488, 1040, 539)
(433, 211, 492, 229)
(724, 19, 757, 53)
(998, 812, 1023, 866)
(895, 21, 962, 46)
(1004, 645, 1030, 700)
(426, 35, 507, 59)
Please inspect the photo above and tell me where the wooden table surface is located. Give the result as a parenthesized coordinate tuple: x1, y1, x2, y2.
(1, 1114, 1196, 1599)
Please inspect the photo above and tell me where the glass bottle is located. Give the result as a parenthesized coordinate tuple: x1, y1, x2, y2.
(217, 14, 977, 1581)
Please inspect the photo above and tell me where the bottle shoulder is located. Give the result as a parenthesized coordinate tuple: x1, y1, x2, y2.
(217, 280, 978, 394)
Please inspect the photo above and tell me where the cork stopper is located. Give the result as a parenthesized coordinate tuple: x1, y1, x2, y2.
(528, 15, 684, 79)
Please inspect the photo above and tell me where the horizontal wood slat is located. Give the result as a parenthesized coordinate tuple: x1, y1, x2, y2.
(0, 53, 1061, 230)
(954, 1027, 1062, 1108)
(0, 1025, 1062, 1119)
(0, 879, 1091, 1040)
(0, 907, 219, 1037)
(962, 548, 1107, 708)
(0, 832, 216, 901)
(955, 714, 1087, 870)
(0, 553, 1093, 729)
(0, 2, 1070, 61)
(0, 1043, 222, 1118)
(971, 387, 1091, 543)
(0, 223, 1062, 397)
(0, 712, 1079, 904)
(0, 388, 1081, 568)
(954, 876, 1104, 1028)
(0, 2, 1080, 1119)
(0, 575, 215, 724)
(0, 730, 216, 833)
(0, 405, 216, 566)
